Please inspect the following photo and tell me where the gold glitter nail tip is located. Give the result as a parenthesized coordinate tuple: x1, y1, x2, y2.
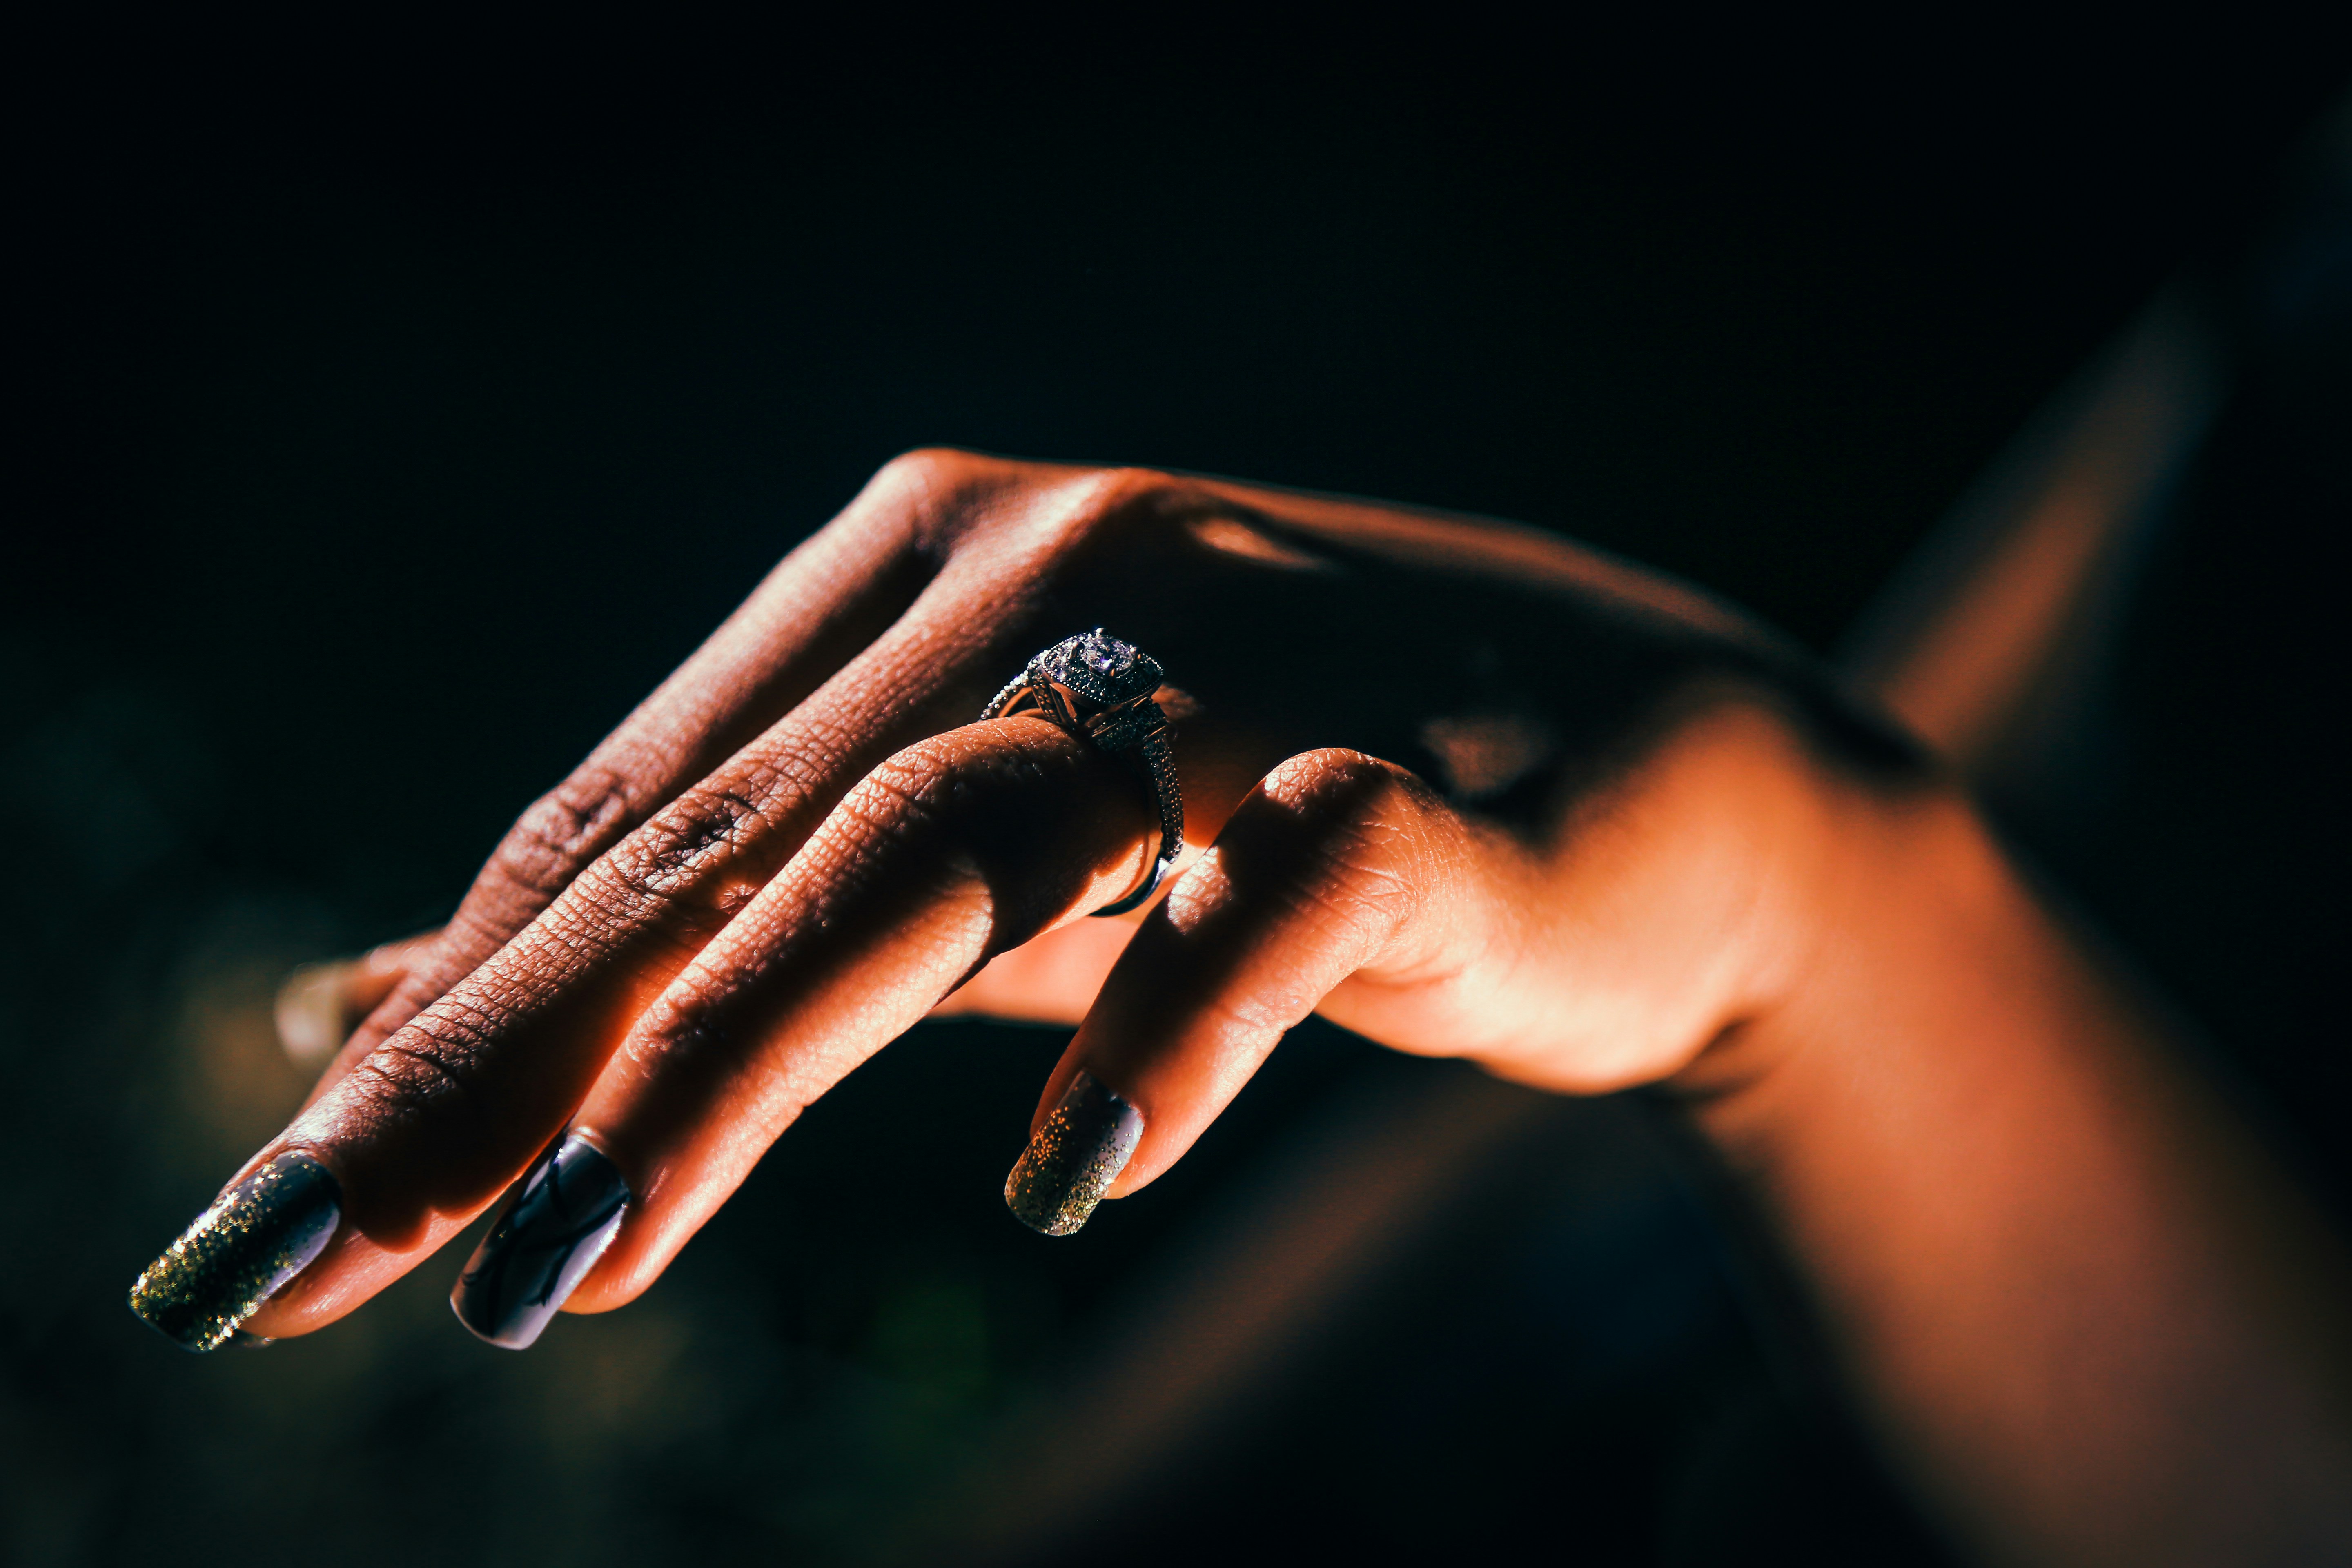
(1004, 1072, 1144, 1237)
(128, 1152, 341, 1352)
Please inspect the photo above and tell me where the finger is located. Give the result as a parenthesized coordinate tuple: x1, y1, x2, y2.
(1003, 749, 1521, 1234)
(301, 451, 947, 1105)
(212, 585, 1022, 1342)
(449, 715, 1160, 1341)
(132, 460, 1200, 1350)
(275, 930, 441, 1070)
(189, 458, 1158, 1345)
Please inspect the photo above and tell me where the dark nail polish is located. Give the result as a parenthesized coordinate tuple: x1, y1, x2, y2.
(452, 1132, 630, 1350)
(129, 1152, 341, 1352)
(1004, 1072, 1143, 1236)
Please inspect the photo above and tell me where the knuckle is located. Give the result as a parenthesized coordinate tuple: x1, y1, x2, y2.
(572, 716, 858, 921)
(352, 968, 450, 1050)
(621, 992, 734, 1076)
(862, 448, 1000, 553)
(862, 723, 1062, 818)
(833, 768, 934, 845)
(816, 726, 1076, 893)
(1258, 749, 1445, 920)
(1087, 464, 1185, 509)
(871, 446, 971, 493)
(862, 734, 957, 799)
(1265, 748, 1428, 833)
(335, 999, 506, 1139)
(1033, 465, 1191, 550)
(600, 777, 777, 901)
(490, 769, 637, 901)
(882, 453, 1197, 561)
(831, 737, 969, 844)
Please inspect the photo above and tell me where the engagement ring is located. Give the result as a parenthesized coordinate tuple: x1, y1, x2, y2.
(984, 629, 1184, 916)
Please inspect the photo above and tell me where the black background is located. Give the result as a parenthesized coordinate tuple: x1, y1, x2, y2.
(4, 14, 2347, 1566)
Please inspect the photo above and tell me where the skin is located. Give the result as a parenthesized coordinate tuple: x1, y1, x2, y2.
(224, 451, 2349, 1563)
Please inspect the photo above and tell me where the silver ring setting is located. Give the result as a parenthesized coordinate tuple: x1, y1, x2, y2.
(983, 628, 1184, 917)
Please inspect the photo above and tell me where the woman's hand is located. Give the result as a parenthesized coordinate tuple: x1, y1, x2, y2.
(134, 448, 1906, 1350)
(128, 448, 2352, 1560)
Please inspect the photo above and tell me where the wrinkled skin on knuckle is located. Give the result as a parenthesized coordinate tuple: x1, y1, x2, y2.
(361, 771, 644, 1026)
(865, 447, 1095, 561)
(807, 739, 984, 906)
(1162, 751, 1436, 969)
(492, 769, 639, 901)
(932, 464, 1203, 613)
(860, 447, 997, 547)
(1292, 767, 1457, 945)
(1017, 464, 1182, 547)
(842, 734, 969, 831)
(887, 454, 1223, 571)
(1265, 748, 1443, 879)
(586, 766, 792, 920)
(346, 1010, 494, 1129)
(1069, 466, 1195, 533)
(1036, 468, 1235, 592)
(850, 724, 1151, 949)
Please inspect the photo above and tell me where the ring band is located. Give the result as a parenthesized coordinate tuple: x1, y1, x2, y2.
(983, 628, 1184, 917)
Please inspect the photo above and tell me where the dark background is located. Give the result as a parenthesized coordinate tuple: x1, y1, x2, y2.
(4, 15, 2347, 1566)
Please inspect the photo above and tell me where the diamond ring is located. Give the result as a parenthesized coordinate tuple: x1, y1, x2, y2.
(983, 628, 1184, 916)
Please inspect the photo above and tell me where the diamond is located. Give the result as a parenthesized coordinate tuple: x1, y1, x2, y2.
(1042, 628, 1162, 706)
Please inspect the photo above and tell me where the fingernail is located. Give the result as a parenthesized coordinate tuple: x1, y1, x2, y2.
(452, 1132, 631, 1350)
(128, 1152, 341, 1352)
(1004, 1071, 1144, 1236)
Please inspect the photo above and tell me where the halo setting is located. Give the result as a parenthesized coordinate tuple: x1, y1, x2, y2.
(983, 629, 1184, 917)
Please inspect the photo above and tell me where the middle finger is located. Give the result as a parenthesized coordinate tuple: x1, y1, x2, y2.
(236, 554, 1044, 1336)
(457, 714, 1160, 1341)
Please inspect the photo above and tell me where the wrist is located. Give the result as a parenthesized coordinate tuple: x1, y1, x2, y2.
(1659, 752, 2352, 1563)
(1667, 766, 1999, 1154)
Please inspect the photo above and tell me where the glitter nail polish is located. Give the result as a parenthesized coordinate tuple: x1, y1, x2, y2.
(451, 1132, 630, 1350)
(128, 1152, 341, 1352)
(1004, 1071, 1144, 1236)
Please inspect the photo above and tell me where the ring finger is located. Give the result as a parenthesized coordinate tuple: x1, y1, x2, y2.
(450, 714, 1163, 1343)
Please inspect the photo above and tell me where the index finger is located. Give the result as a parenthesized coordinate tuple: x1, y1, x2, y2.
(128, 459, 1172, 1347)
(300, 453, 947, 1106)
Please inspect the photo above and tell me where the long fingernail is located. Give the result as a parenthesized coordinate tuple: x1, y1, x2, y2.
(1004, 1072, 1144, 1236)
(129, 1152, 342, 1352)
(451, 1132, 631, 1350)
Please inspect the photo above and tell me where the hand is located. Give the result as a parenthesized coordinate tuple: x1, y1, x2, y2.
(128, 448, 2352, 1561)
(133, 449, 1914, 1350)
